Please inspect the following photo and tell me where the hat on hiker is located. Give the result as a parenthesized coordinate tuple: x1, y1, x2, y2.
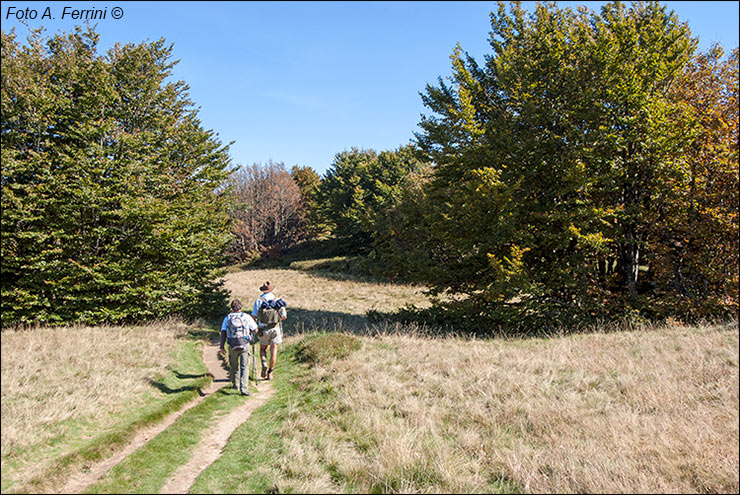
(259, 281, 274, 292)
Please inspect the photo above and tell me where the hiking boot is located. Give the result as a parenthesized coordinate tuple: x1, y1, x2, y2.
(261, 366, 267, 379)
(240, 390, 250, 396)
(267, 369, 274, 380)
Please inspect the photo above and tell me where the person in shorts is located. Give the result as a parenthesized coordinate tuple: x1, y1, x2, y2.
(251, 281, 287, 380)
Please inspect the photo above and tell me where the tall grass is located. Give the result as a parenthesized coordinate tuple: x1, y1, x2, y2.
(193, 319, 739, 493)
(0, 320, 210, 493)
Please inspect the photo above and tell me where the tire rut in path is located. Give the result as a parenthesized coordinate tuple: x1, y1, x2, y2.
(159, 381, 275, 494)
(59, 339, 231, 494)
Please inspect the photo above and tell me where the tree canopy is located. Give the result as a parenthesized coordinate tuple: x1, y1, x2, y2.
(405, 0, 738, 331)
(1, 26, 233, 326)
(316, 145, 425, 251)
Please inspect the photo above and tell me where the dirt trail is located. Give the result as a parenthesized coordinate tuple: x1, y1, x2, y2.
(159, 380, 275, 494)
(59, 339, 233, 494)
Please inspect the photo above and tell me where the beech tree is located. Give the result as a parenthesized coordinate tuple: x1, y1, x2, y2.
(1, 26, 232, 325)
(291, 164, 327, 238)
(412, 1, 736, 330)
(316, 145, 424, 250)
(649, 45, 739, 317)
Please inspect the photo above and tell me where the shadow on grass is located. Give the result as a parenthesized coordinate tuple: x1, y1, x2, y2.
(173, 371, 211, 380)
(287, 266, 396, 285)
(283, 307, 370, 337)
(269, 237, 350, 265)
(284, 307, 450, 339)
(146, 378, 204, 395)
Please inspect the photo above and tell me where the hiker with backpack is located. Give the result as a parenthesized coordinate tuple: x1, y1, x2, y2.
(251, 281, 287, 381)
(219, 299, 258, 395)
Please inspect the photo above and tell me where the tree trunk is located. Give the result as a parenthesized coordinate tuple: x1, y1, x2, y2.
(620, 233, 640, 295)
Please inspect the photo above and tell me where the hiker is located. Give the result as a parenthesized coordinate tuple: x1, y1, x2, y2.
(251, 281, 287, 380)
(219, 299, 258, 395)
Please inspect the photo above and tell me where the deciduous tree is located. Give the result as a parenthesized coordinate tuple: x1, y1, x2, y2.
(412, 1, 734, 331)
(316, 145, 424, 251)
(225, 161, 305, 261)
(1, 26, 232, 325)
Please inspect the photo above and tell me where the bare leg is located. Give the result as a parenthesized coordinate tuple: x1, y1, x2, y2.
(260, 344, 268, 378)
(269, 343, 277, 370)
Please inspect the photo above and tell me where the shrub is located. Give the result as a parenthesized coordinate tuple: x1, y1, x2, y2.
(295, 333, 361, 365)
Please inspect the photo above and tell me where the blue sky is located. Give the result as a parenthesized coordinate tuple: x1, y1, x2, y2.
(2, 1, 738, 175)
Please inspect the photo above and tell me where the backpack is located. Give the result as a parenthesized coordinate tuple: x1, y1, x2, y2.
(227, 313, 251, 350)
(257, 298, 285, 329)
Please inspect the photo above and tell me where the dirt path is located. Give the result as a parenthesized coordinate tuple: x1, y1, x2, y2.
(159, 381, 275, 494)
(59, 339, 232, 494)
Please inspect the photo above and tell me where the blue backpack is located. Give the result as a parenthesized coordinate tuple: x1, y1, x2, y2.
(257, 298, 286, 329)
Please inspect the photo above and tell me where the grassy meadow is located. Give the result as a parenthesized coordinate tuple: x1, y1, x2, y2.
(193, 267, 739, 493)
(191, 321, 738, 493)
(0, 320, 212, 493)
(221, 266, 433, 334)
(1, 265, 737, 493)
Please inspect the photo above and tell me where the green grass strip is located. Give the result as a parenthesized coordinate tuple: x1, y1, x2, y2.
(11, 337, 212, 494)
(84, 384, 253, 494)
(190, 337, 348, 494)
(190, 343, 312, 493)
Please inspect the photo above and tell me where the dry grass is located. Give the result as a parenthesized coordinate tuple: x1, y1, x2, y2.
(275, 321, 739, 493)
(0, 320, 190, 463)
(223, 268, 738, 493)
(220, 268, 432, 333)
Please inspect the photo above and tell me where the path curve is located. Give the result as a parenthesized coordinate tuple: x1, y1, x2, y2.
(59, 339, 230, 494)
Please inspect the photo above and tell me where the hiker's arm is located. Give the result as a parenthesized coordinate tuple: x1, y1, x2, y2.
(219, 317, 228, 350)
(280, 307, 287, 320)
(250, 299, 260, 324)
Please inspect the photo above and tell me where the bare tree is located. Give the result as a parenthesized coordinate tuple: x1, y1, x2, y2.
(225, 161, 305, 261)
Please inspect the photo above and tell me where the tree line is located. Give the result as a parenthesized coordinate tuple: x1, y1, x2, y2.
(2, 1, 737, 331)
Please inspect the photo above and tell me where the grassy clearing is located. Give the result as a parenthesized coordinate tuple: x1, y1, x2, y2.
(0, 320, 212, 494)
(189, 316, 739, 493)
(220, 267, 432, 335)
(4, 266, 737, 494)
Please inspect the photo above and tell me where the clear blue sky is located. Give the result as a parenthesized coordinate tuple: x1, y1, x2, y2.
(2, 1, 738, 175)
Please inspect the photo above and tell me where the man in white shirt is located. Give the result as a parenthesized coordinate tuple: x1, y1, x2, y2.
(251, 281, 287, 380)
(219, 299, 258, 395)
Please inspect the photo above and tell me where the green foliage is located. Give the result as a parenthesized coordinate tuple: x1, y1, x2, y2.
(366, 163, 437, 281)
(291, 164, 321, 197)
(295, 333, 362, 365)
(291, 164, 329, 239)
(403, 1, 737, 332)
(1, 26, 232, 326)
(316, 145, 425, 251)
